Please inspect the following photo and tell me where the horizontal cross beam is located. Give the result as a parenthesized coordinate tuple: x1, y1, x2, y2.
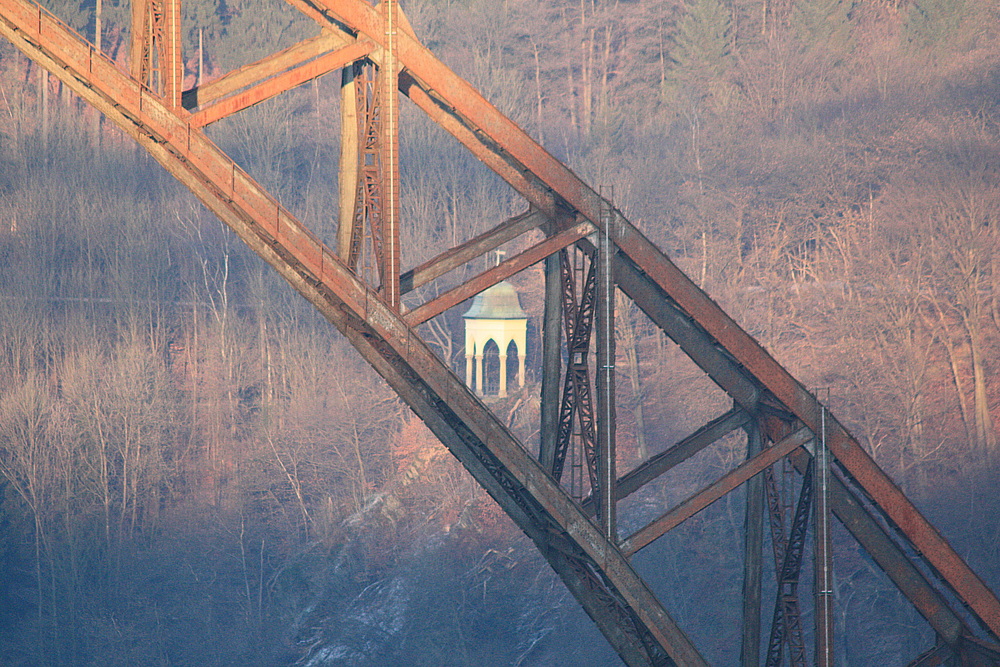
(183, 29, 350, 109)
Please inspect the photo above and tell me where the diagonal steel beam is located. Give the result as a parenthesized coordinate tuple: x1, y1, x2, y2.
(585, 236, 769, 440)
(0, 5, 706, 664)
(403, 221, 593, 326)
(621, 427, 813, 557)
(397, 71, 559, 217)
(302, 0, 1000, 640)
(610, 254, 762, 413)
(400, 209, 546, 294)
(189, 39, 374, 127)
(182, 29, 351, 109)
(785, 448, 971, 646)
(581, 406, 750, 516)
(905, 644, 952, 667)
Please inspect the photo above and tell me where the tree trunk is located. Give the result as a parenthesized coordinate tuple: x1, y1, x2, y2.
(965, 317, 996, 451)
(616, 294, 648, 460)
(929, 308, 974, 446)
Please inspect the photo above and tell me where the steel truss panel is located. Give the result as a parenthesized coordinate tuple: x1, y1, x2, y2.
(130, 0, 181, 106)
(552, 247, 599, 491)
(764, 462, 812, 667)
(763, 463, 807, 667)
(291, 3, 1000, 638)
(188, 39, 374, 127)
(0, 4, 704, 664)
(1, 0, 1000, 664)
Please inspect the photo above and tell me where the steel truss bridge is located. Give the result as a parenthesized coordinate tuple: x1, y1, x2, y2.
(1, 0, 999, 664)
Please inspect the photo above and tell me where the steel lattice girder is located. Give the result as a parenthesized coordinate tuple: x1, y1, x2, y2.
(551, 248, 599, 489)
(764, 462, 812, 667)
(763, 463, 807, 667)
(0, 4, 703, 664)
(130, 0, 182, 106)
(1, 0, 1000, 664)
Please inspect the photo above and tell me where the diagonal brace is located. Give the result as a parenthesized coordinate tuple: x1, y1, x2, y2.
(189, 39, 374, 127)
(403, 221, 593, 326)
(581, 406, 751, 515)
(400, 209, 546, 293)
(182, 29, 351, 109)
(621, 427, 813, 557)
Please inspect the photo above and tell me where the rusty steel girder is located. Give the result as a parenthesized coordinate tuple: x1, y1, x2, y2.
(764, 463, 811, 667)
(2, 0, 1000, 664)
(763, 463, 807, 667)
(0, 4, 704, 664)
(284, 6, 1000, 641)
(129, 0, 182, 106)
(551, 247, 599, 496)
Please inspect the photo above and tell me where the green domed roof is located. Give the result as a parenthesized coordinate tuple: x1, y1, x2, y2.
(462, 281, 527, 320)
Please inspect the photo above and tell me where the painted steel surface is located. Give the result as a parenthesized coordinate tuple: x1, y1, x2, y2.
(2, 0, 1000, 663)
(0, 2, 704, 663)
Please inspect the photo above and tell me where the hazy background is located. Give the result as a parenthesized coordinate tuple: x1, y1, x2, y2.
(1, 0, 999, 664)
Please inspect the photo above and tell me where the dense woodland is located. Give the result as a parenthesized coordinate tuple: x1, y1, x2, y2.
(1, 0, 999, 664)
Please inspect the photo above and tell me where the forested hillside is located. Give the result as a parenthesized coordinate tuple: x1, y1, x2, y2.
(0, 0, 999, 664)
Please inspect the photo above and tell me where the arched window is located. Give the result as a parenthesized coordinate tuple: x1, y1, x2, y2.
(482, 339, 500, 396)
(506, 339, 520, 391)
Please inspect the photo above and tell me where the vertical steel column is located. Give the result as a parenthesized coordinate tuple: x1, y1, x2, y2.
(551, 249, 598, 495)
(129, 0, 182, 106)
(595, 194, 616, 540)
(742, 420, 764, 667)
(129, 0, 150, 84)
(380, 0, 400, 309)
(539, 253, 562, 473)
(815, 408, 835, 666)
(161, 0, 182, 108)
(337, 63, 359, 261)
(765, 462, 812, 667)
